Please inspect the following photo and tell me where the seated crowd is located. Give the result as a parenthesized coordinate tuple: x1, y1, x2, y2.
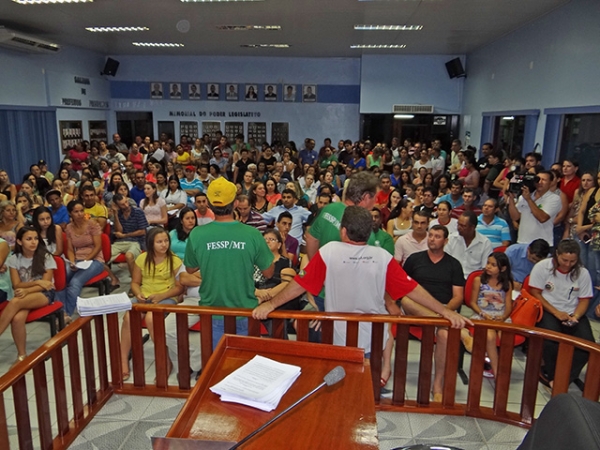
(0, 133, 598, 398)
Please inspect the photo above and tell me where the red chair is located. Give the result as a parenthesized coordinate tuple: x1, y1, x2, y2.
(63, 232, 112, 295)
(493, 245, 508, 253)
(523, 275, 530, 291)
(0, 256, 67, 337)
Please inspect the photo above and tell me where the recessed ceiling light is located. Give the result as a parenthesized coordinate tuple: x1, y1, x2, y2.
(86, 27, 149, 32)
(351, 44, 406, 49)
(354, 25, 423, 31)
(241, 44, 290, 48)
(181, 0, 263, 2)
(132, 42, 184, 47)
(12, 0, 92, 3)
(216, 25, 281, 31)
(394, 114, 415, 119)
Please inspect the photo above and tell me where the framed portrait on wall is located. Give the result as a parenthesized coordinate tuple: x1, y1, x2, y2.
(283, 85, 296, 102)
(169, 83, 182, 99)
(303, 85, 317, 102)
(188, 83, 201, 99)
(207, 83, 220, 100)
(226, 84, 238, 101)
(245, 84, 258, 101)
(150, 82, 163, 99)
(264, 84, 277, 101)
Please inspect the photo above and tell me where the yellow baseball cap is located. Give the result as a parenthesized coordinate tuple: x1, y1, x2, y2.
(206, 177, 237, 207)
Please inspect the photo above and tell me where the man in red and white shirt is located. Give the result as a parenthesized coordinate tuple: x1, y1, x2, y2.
(253, 206, 470, 351)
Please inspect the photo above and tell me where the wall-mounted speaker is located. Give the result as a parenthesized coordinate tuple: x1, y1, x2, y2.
(445, 58, 466, 79)
(102, 58, 120, 77)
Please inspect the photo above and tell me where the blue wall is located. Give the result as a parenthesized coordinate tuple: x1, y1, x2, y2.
(462, 0, 600, 156)
(360, 54, 465, 115)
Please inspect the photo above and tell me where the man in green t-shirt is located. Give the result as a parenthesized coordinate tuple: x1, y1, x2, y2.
(305, 171, 379, 310)
(166, 178, 274, 367)
(371, 208, 395, 255)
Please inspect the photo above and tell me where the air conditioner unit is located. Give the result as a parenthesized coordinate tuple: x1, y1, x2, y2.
(0, 27, 60, 53)
(393, 104, 434, 114)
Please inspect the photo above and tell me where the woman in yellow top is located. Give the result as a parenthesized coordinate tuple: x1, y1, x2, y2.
(120, 227, 184, 380)
(175, 144, 191, 166)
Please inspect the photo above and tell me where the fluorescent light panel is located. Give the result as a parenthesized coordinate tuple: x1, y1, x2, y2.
(12, 0, 92, 3)
(351, 44, 406, 49)
(394, 114, 415, 119)
(216, 25, 281, 31)
(86, 27, 149, 32)
(181, 0, 263, 2)
(355, 24, 423, 31)
(132, 42, 184, 47)
(241, 43, 290, 48)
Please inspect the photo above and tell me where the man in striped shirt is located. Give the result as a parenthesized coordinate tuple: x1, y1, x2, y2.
(476, 199, 511, 248)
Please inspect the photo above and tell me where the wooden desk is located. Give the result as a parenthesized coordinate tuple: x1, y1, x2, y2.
(165, 335, 378, 449)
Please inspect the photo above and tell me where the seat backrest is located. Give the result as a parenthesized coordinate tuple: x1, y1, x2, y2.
(100, 233, 111, 262)
(494, 245, 508, 253)
(463, 270, 484, 308)
(62, 232, 68, 255)
(523, 275, 530, 291)
(53, 255, 66, 291)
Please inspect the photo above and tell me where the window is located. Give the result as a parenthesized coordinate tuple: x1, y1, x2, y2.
(493, 115, 525, 156)
(559, 114, 600, 171)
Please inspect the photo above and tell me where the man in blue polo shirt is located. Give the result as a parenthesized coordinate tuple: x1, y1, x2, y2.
(298, 138, 318, 167)
(129, 170, 147, 206)
(45, 189, 69, 230)
(476, 198, 510, 248)
(261, 189, 311, 242)
(437, 180, 464, 209)
(180, 165, 205, 205)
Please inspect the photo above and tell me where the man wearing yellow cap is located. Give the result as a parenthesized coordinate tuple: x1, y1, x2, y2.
(168, 178, 274, 360)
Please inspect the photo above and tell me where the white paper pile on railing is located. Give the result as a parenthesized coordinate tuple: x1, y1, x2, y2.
(210, 355, 301, 412)
(77, 292, 132, 316)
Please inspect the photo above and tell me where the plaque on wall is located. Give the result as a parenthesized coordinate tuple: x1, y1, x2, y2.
(59, 120, 83, 152)
(247, 122, 267, 144)
(180, 121, 199, 139)
(89, 121, 108, 142)
(202, 121, 221, 140)
(225, 122, 244, 139)
(271, 123, 289, 144)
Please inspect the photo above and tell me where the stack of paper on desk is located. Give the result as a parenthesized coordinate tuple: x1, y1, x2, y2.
(77, 292, 132, 316)
(210, 355, 301, 412)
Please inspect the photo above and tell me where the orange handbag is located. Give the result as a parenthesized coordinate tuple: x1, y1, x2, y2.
(510, 289, 544, 326)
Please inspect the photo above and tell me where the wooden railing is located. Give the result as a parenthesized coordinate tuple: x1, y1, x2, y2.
(1, 305, 600, 449)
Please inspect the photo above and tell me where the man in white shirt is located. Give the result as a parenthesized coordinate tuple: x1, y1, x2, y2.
(394, 211, 429, 265)
(446, 211, 493, 278)
(507, 171, 563, 247)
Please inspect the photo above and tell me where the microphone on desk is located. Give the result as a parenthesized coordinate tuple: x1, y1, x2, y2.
(229, 366, 346, 450)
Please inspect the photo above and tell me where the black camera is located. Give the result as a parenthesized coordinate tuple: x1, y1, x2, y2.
(509, 173, 539, 195)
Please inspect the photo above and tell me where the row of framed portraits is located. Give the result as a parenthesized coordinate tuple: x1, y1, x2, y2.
(150, 83, 317, 102)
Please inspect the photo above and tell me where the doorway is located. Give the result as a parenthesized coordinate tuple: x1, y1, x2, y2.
(115, 112, 154, 147)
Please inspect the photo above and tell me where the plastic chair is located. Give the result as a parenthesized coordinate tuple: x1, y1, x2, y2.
(493, 245, 508, 253)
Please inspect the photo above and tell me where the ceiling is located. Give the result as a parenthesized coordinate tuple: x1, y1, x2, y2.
(1, 0, 570, 57)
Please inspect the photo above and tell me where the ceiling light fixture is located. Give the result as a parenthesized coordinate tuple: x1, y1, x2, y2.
(12, 0, 92, 3)
(216, 25, 281, 31)
(394, 114, 415, 119)
(351, 44, 406, 49)
(86, 27, 149, 32)
(181, 0, 263, 2)
(502, 116, 515, 120)
(354, 25, 423, 31)
(132, 42, 184, 47)
(240, 43, 290, 48)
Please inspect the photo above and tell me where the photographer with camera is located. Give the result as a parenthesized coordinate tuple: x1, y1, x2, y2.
(507, 170, 563, 247)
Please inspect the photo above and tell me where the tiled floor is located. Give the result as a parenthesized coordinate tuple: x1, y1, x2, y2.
(1, 263, 599, 449)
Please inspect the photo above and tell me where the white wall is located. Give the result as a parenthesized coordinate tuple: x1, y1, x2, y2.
(360, 54, 465, 114)
(462, 0, 600, 150)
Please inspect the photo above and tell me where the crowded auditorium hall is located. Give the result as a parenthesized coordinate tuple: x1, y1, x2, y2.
(1, 0, 600, 449)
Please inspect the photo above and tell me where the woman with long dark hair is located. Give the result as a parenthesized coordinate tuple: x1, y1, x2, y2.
(141, 182, 168, 227)
(0, 226, 56, 364)
(169, 207, 196, 259)
(249, 182, 268, 214)
(31, 206, 63, 256)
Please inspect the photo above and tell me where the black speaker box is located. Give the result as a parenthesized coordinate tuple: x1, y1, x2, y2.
(445, 58, 466, 79)
(102, 58, 120, 77)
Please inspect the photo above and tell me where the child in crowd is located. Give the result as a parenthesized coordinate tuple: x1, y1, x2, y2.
(461, 252, 513, 377)
(0, 226, 56, 365)
(120, 227, 184, 381)
(31, 206, 63, 256)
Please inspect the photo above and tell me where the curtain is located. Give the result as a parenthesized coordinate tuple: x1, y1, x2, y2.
(0, 109, 59, 185)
